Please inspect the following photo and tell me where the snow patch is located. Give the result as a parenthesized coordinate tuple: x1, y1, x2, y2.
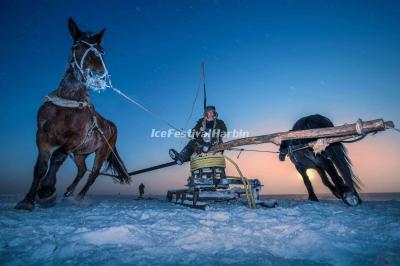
(1, 194, 400, 265)
(82, 225, 153, 247)
(82, 226, 133, 245)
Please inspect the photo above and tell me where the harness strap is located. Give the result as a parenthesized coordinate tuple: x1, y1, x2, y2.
(45, 95, 90, 109)
(72, 40, 108, 82)
(91, 115, 130, 179)
(70, 112, 129, 180)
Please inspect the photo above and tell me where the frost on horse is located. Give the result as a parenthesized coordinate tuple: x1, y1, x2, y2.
(15, 18, 130, 211)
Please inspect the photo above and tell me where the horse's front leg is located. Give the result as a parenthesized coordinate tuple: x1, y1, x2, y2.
(15, 131, 52, 211)
(321, 159, 346, 199)
(77, 147, 109, 199)
(64, 154, 88, 197)
(296, 166, 318, 201)
(36, 146, 69, 205)
(315, 167, 341, 199)
(324, 158, 361, 206)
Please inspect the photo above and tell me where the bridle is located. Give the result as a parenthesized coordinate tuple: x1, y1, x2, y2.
(71, 40, 110, 86)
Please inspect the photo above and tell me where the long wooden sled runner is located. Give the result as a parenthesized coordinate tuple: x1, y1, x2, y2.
(210, 118, 394, 152)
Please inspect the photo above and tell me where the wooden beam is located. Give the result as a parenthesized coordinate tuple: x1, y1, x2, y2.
(210, 119, 394, 152)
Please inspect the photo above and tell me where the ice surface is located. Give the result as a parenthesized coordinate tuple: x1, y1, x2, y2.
(1, 194, 399, 265)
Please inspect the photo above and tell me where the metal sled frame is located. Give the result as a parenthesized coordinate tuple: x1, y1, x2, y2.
(166, 155, 267, 210)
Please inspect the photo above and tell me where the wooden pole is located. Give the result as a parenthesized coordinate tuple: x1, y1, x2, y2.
(210, 119, 394, 152)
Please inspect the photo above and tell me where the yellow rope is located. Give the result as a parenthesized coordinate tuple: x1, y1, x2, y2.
(190, 155, 226, 171)
(189, 155, 256, 208)
(223, 156, 256, 209)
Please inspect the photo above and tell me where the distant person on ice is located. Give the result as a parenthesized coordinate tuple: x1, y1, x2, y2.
(169, 105, 227, 164)
(139, 183, 145, 198)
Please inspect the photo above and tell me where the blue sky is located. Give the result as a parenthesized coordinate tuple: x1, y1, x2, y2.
(0, 0, 399, 195)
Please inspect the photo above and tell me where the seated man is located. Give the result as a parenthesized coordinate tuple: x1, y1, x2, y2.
(169, 105, 227, 165)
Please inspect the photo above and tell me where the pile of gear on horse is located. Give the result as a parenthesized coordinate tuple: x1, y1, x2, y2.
(15, 18, 394, 211)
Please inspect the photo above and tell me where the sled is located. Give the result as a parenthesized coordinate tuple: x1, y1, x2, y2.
(166, 155, 277, 210)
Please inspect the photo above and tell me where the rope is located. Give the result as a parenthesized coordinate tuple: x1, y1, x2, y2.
(341, 133, 368, 143)
(202, 62, 207, 110)
(226, 147, 279, 159)
(70, 115, 129, 181)
(71, 115, 97, 152)
(184, 64, 203, 129)
(189, 155, 256, 208)
(290, 145, 310, 153)
(93, 123, 130, 179)
(110, 87, 185, 134)
(190, 155, 226, 171)
(224, 156, 256, 209)
(228, 147, 279, 153)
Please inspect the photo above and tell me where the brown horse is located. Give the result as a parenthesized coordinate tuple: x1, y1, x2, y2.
(15, 18, 131, 211)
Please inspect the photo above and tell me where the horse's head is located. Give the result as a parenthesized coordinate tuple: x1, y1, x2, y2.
(277, 139, 287, 161)
(68, 17, 109, 91)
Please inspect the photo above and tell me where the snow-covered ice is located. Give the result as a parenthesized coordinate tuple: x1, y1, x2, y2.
(0, 194, 399, 265)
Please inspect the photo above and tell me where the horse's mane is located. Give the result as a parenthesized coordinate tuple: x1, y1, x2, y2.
(287, 114, 333, 146)
(292, 114, 334, 131)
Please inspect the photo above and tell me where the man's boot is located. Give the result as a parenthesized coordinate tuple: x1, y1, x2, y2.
(169, 149, 182, 165)
(169, 145, 193, 165)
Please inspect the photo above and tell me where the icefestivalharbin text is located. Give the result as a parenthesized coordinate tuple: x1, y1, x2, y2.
(150, 128, 250, 138)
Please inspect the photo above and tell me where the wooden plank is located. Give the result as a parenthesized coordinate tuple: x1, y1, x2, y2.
(210, 119, 394, 152)
(128, 161, 177, 176)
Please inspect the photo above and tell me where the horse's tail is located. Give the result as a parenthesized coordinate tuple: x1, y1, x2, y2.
(326, 143, 361, 192)
(104, 126, 131, 184)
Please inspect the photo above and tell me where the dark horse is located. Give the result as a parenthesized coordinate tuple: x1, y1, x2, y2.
(279, 114, 361, 206)
(15, 18, 130, 211)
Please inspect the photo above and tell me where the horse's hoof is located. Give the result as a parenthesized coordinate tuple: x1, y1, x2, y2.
(37, 190, 57, 207)
(357, 197, 362, 205)
(308, 196, 319, 202)
(76, 194, 85, 201)
(15, 200, 34, 211)
(343, 192, 360, 206)
(64, 190, 73, 198)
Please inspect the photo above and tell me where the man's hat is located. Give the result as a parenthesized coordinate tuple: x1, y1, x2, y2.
(204, 105, 218, 118)
(204, 105, 216, 112)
